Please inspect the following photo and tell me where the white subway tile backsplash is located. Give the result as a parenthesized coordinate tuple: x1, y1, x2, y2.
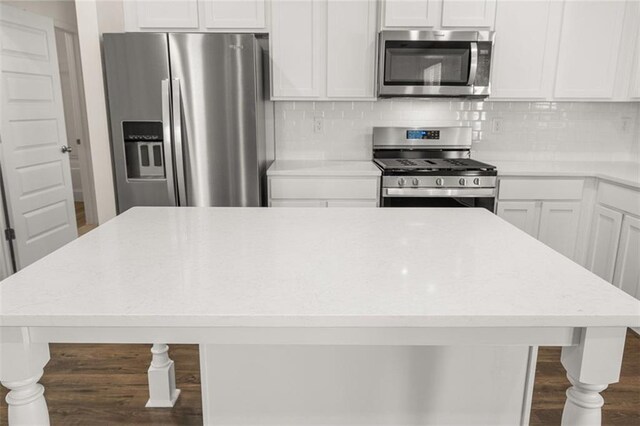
(274, 100, 640, 162)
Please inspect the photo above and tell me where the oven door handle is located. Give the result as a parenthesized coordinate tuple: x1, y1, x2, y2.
(467, 42, 478, 86)
(384, 188, 496, 198)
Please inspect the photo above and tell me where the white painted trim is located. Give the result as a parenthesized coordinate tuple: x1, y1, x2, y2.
(74, 0, 117, 224)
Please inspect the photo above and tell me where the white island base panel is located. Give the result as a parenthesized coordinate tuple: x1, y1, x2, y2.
(200, 345, 534, 425)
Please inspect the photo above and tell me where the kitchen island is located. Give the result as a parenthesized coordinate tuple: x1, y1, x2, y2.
(1, 207, 639, 425)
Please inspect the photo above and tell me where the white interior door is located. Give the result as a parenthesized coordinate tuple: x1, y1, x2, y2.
(55, 28, 82, 202)
(0, 4, 78, 269)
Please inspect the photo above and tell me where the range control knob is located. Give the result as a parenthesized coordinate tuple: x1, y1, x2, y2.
(459, 178, 466, 186)
(435, 178, 444, 186)
(398, 177, 406, 187)
(412, 178, 419, 186)
(473, 178, 480, 186)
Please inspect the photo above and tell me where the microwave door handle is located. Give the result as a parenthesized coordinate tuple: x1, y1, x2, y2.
(161, 79, 177, 205)
(468, 42, 478, 86)
(171, 78, 187, 206)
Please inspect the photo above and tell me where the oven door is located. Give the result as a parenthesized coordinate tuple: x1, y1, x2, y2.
(378, 31, 493, 98)
(382, 188, 496, 212)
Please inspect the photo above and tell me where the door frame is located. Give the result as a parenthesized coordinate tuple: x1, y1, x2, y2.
(54, 26, 98, 225)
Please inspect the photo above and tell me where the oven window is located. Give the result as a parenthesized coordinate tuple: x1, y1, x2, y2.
(384, 41, 471, 86)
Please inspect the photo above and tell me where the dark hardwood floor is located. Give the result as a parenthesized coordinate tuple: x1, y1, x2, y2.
(1, 332, 638, 425)
(1, 204, 638, 425)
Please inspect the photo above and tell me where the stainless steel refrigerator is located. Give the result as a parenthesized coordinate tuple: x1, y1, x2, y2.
(103, 33, 270, 212)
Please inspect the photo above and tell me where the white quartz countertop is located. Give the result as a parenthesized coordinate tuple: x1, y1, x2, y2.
(267, 160, 381, 177)
(476, 158, 640, 189)
(1, 207, 639, 328)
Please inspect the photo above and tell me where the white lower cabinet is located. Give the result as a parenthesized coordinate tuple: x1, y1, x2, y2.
(496, 201, 538, 237)
(497, 200, 581, 259)
(538, 201, 581, 259)
(586, 204, 623, 282)
(268, 173, 380, 208)
(586, 186, 640, 302)
(271, 200, 327, 208)
(498, 176, 640, 302)
(614, 215, 640, 298)
(586, 181, 640, 301)
(496, 178, 584, 261)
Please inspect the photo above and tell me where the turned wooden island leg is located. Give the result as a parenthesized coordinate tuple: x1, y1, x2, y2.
(560, 327, 626, 425)
(0, 333, 51, 426)
(146, 343, 180, 407)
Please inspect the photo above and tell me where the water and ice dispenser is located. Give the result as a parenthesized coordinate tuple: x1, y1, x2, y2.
(122, 121, 165, 179)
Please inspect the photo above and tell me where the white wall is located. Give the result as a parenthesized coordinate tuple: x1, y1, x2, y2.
(75, 0, 117, 224)
(1, 0, 76, 30)
(96, 0, 124, 33)
(274, 101, 640, 163)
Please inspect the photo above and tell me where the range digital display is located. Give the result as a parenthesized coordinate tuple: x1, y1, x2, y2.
(406, 130, 440, 140)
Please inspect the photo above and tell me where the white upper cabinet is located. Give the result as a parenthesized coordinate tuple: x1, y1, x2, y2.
(554, 0, 627, 99)
(202, 0, 266, 29)
(271, 0, 378, 100)
(441, 0, 496, 28)
(383, 0, 439, 28)
(327, 0, 377, 98)
(124, 0, 267, 31)
(271, 0, 323, 98)
(490, 0, 562, 99)
(125, 0, 200, 30)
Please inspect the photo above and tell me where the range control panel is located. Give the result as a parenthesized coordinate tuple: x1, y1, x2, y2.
(406, 130, 440, 140)
(383, 175, 497, 188)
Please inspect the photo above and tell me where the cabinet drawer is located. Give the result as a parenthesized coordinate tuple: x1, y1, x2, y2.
(327, 200, 378, 207)
(498, 178, 584, 200)
(269, 177, 379, 200)
(597, 181, 640, 217)
(270, 200, 327, 207)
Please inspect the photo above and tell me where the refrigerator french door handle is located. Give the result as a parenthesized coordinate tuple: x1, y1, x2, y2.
(171, 78, 187, 206)
(467, 42, 478, 86)
(161, 79, 177, 205)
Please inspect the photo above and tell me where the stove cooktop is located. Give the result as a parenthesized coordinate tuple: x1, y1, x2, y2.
(374, 158, 496, 172)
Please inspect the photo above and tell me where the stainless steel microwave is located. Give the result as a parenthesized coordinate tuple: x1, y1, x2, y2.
(378, 30, 495, 98)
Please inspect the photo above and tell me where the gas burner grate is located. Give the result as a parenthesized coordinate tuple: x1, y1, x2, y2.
(444, 159, 469, 167)
(398, 159, 418, 166)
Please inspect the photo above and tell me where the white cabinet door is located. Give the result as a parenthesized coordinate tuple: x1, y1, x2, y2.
(554, 0, 626, 98)
(441, 0, 496, 28)
(587, 204, 623, 282)
(202, 0, 265, 29)
(271, 0, 323, 98)
(383, 0, 439, 28)
(271, 200, 326, 207)
(327, 0, 377, 98)
(126, 0, 200, 30)
(613, 215, 640, 299)
(538, 201, 581, 260)
(490, 0, 562, 99)
(497, 201, 539, 237)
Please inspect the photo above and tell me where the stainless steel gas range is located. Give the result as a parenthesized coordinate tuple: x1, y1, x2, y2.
(373, 126, 497, 212)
